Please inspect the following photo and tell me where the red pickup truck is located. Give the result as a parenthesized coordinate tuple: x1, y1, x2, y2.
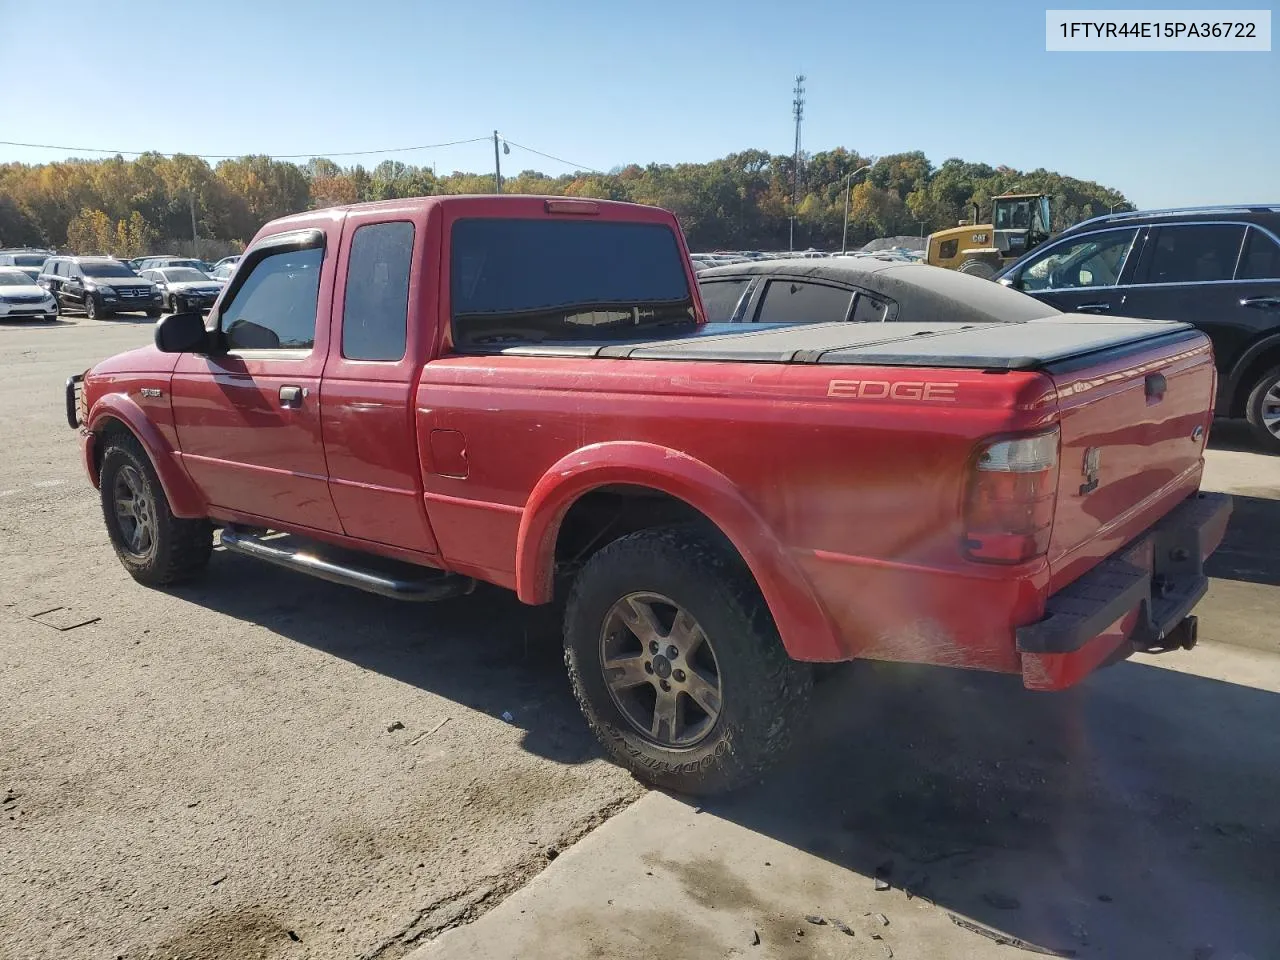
(67, 196, 1230, 794)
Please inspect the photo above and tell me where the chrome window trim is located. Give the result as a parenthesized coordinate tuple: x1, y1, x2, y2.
(1072, 203, 1280, 232)
(1016, 220, 1280, 294)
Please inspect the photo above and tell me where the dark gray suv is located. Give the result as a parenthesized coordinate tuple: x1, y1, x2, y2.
(998, 204, 1280, 452)
(38, 256, 164, 320)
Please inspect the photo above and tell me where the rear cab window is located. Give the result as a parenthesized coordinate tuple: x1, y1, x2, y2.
(450, 219, 694, 348)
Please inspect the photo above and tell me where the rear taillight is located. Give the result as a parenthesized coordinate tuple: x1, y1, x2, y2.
(963, 428, 1060, 564)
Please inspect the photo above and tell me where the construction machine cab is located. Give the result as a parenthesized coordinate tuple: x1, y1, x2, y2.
(992, 194, 1052, 258)
(925, 193, 1053, 279)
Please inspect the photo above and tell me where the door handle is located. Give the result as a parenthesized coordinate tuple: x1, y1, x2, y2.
(279, 385, 303, 408)
(1240, 296, 1280, 310)
(1075, 302, 1111, 313)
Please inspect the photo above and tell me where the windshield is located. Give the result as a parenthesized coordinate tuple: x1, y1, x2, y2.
(82, 261, 139, 278)
(451, 219, 694, 347)
(0, 270, 36, 286)
(13, 254, 47, 266)
(995, 200, 1033, 230)
(163, 268, 209, 282)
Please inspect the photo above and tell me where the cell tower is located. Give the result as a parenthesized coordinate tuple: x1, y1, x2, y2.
(790, 74, 805, 251)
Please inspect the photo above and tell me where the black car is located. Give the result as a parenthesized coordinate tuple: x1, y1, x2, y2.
(697, 255, 1054, 328)
(39, 256, 164, 320)
(996, 204, 1280, 451)
(139, 267, 225, 313)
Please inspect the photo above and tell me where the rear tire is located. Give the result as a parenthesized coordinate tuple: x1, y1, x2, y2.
(1244, 366, 1280, 454)
(563, 526, 812, 795)
(957, 259, 997, 279)
(99, 433, 213, 585)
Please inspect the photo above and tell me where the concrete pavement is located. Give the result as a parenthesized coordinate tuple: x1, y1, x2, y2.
(412, 428, 1280, 960)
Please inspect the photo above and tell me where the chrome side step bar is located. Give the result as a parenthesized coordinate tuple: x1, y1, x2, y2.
(219, 528, 475, 602)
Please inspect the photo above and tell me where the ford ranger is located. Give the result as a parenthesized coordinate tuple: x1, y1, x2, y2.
(66, 196, 1231, 794)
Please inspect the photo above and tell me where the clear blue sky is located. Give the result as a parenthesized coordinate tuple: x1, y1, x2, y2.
(0, 0, 1274, 207)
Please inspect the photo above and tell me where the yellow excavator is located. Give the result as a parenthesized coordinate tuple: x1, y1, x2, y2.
(925, 193, 1052, 278)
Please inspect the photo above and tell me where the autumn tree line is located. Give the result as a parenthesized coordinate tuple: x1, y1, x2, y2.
(0, 149, 1130, 257)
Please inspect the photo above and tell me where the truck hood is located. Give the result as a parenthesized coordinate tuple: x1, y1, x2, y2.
(90, 344, 181, 376)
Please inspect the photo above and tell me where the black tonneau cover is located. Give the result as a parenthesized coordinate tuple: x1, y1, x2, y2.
(479, 318, 1197, 371)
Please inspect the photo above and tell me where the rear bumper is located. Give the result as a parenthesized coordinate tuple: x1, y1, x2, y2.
(1017, 491, 1231, 690)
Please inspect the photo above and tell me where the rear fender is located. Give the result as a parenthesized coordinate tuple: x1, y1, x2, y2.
(88, 393, 207, 518)
(515, 441, 841, 660)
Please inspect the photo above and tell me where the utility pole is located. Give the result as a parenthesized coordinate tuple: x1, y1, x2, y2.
(840, 164, 872, 255)
(493, 130, 503, 194)
(189, 190, 198, 242)
(790, 74, 805, 252)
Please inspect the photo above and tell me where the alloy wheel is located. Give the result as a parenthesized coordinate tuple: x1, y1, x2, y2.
(1262, 381, 1280, 438)
(112, 465, 157, 558)
(599, 592, 723, 747)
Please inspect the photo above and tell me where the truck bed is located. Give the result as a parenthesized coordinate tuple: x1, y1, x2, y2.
(479, 317, 1196, 369)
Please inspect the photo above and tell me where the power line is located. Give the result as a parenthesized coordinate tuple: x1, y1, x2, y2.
(502, 139, 600, 174)
(0, 136, 491, 161)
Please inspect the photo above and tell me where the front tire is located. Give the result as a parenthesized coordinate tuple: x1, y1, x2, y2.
(564, 526, 812, 795)
(1245, 366, 1280, 454)
(84, 295, 99, 320)
(99, 433, 213, 585)
(167, 294, 178, 313)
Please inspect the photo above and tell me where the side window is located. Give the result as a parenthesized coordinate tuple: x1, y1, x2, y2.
(221, 246, 323, 351)
(342, 221, 414, 361)
(851, 292, 891, 323)
(698, 278, 751, 322)
(1147, 224, 1245, 284)
(938, 238, 958, 260)
(754, 280, 855, 324)
(1237, 228, 1280, 281)
(1017, 229, 1137, 292)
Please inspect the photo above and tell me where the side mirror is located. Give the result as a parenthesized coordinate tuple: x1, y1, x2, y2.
(155, 311, 210, 353)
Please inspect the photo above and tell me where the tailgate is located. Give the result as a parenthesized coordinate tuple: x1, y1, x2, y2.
(1045, 329, 1216, 592)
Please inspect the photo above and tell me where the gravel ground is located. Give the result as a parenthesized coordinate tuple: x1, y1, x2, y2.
(0, 314, 643, 959)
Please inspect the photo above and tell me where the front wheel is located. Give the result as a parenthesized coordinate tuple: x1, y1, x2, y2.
(564, 526, 813, 795)
(99, 433, 213, 585)
(167, 294, 178, 313)
(1245, 366, 1280, 454)
(84, 295, 99, 320)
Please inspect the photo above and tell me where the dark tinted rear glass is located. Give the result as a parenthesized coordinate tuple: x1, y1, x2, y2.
(698, 278, 751, 322)
(13, 254, 46, 266)
(1148, 224, 1245, 283)
(754, 279, 855, 324)
(1237, 228, 1280, 280)
(451, 219, 694, 346)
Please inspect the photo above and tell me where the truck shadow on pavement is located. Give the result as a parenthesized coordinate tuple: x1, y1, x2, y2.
(173, 553, 598, 765)
(703, 659, 1280, 959)
(1205, 493, 1280, 587)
